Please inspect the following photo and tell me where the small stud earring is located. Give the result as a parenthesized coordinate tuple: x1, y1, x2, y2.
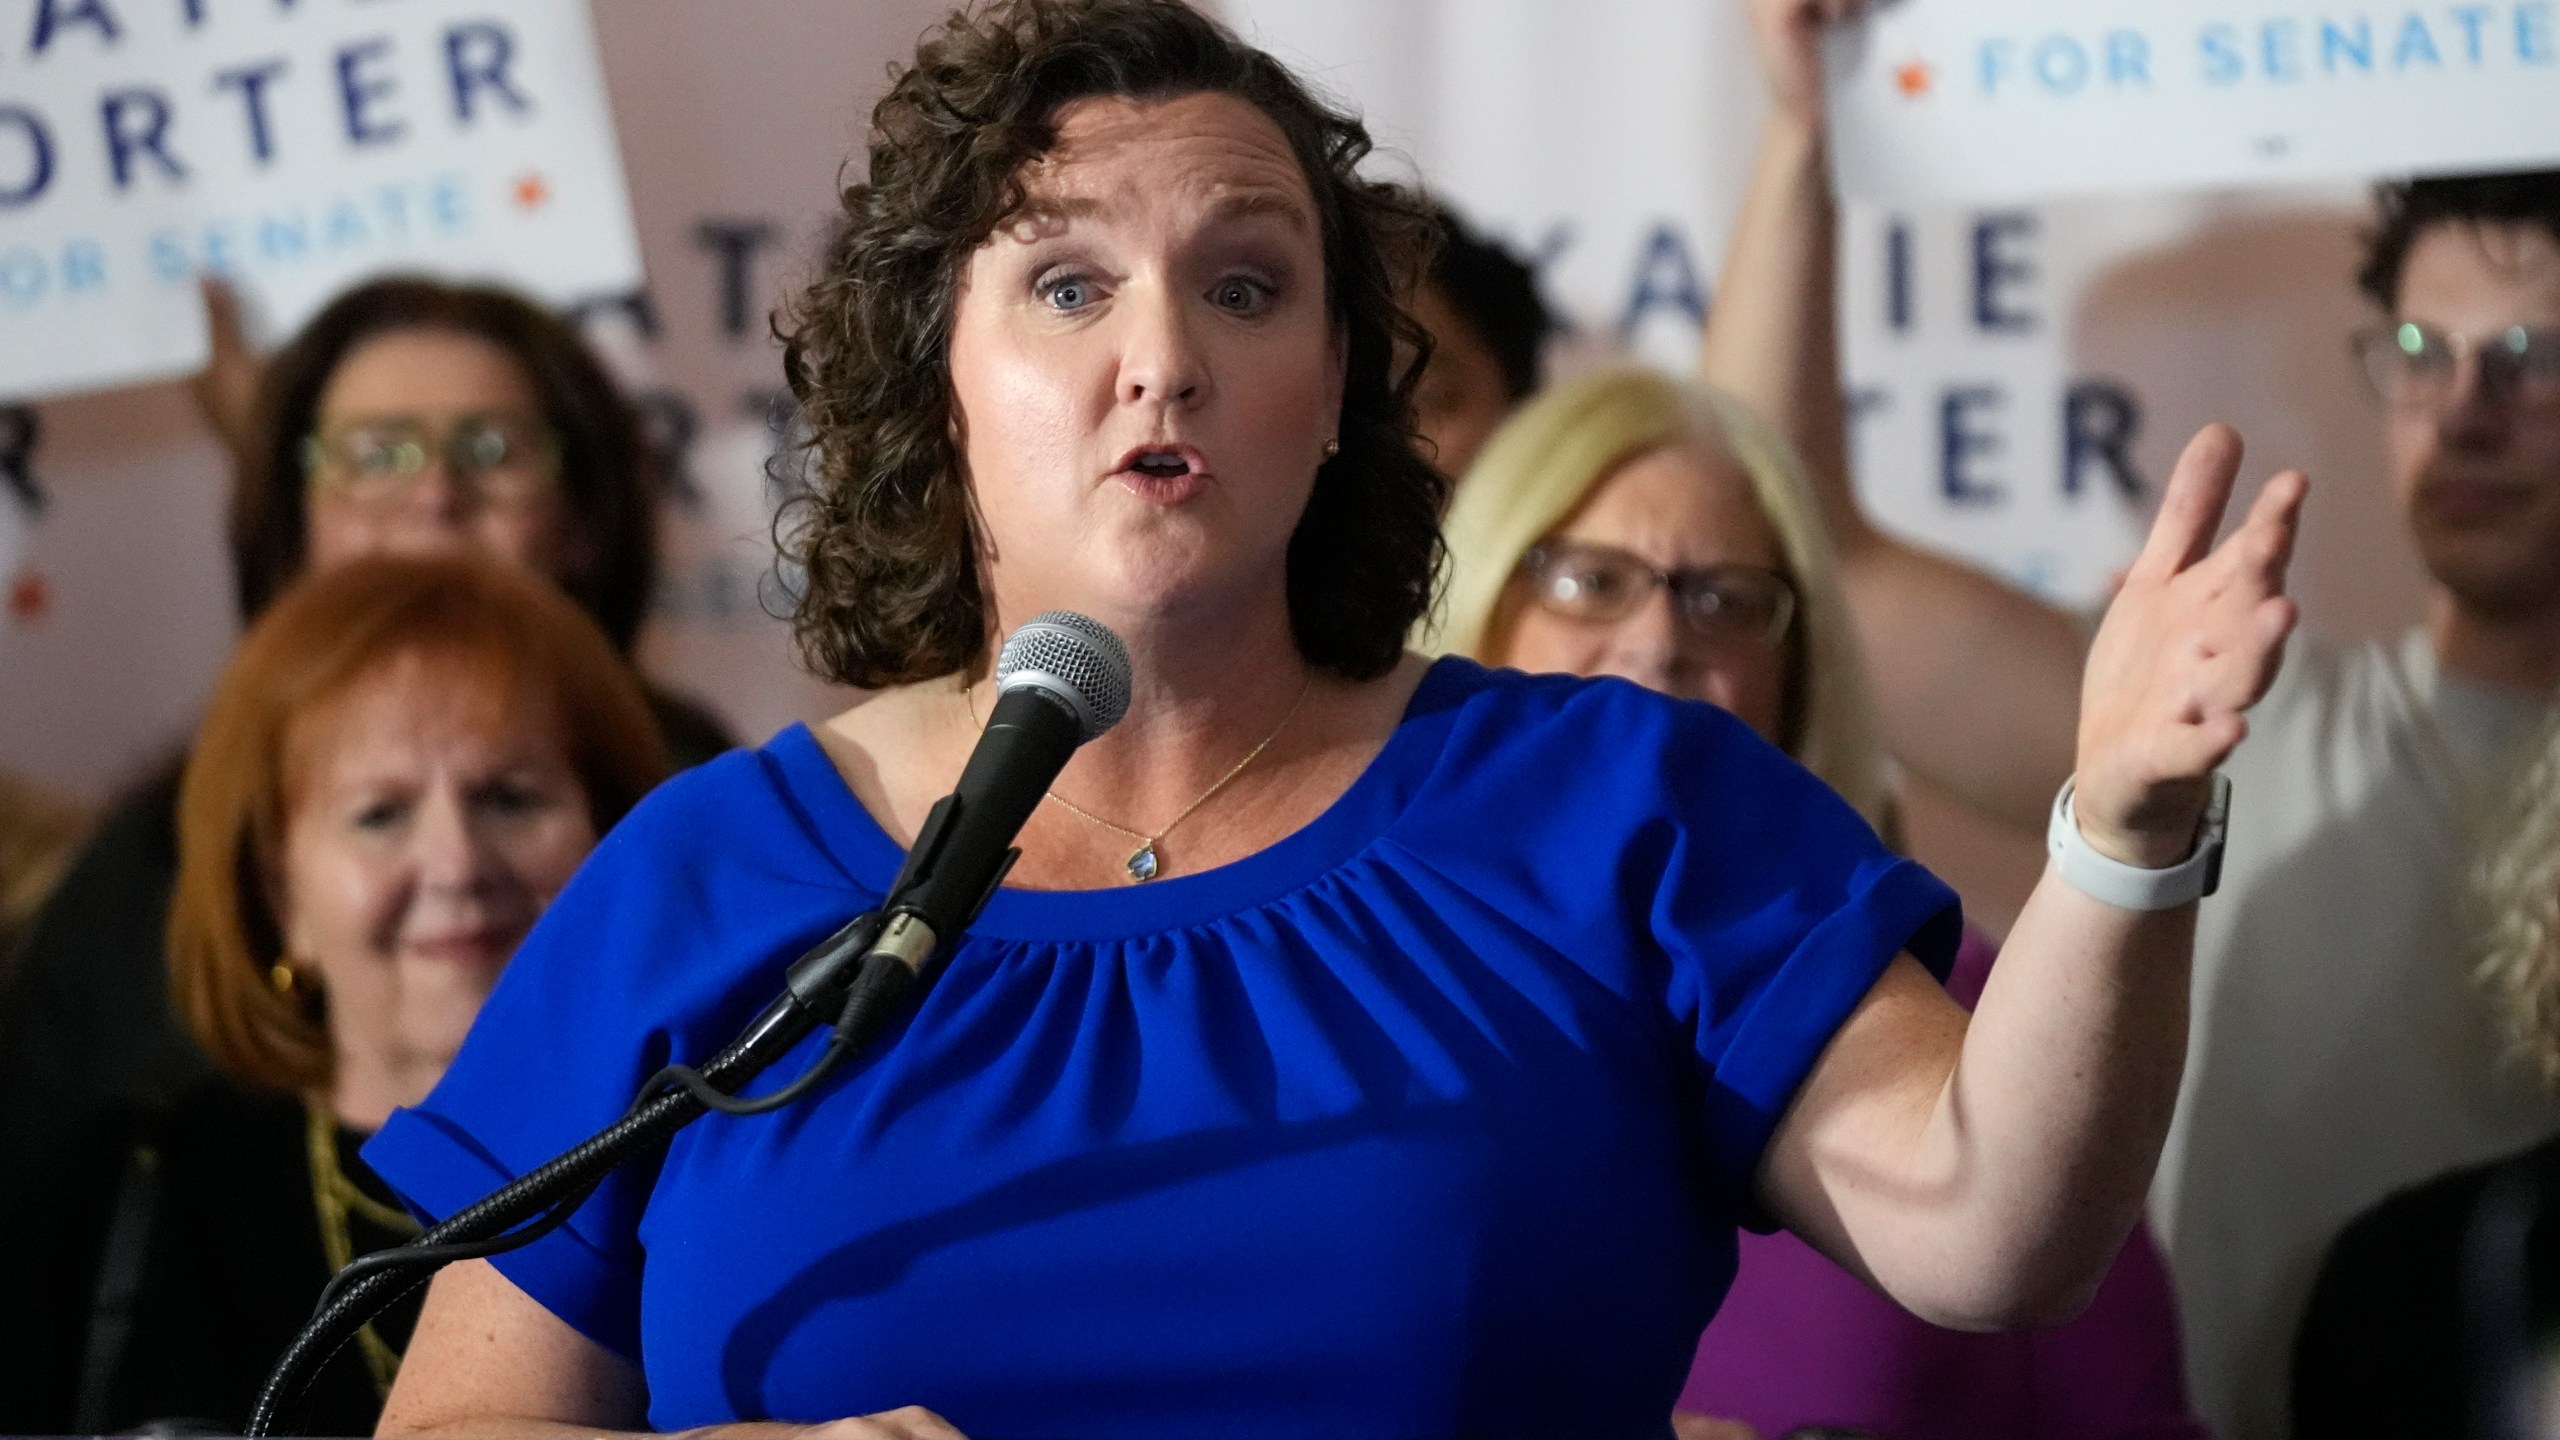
(269, 962, 299, 994)
(1322, 437, 1340, 459)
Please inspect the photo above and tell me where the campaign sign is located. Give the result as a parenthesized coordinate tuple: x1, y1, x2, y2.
(0, 0, 643, 401)
(1829, 0, 2560, 203)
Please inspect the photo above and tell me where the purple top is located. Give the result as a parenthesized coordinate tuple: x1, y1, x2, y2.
(1677, 928, 2210, 1440)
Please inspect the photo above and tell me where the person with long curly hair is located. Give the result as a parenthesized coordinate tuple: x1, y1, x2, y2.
(2289, 715, 2560, 1436)
(362, 3, 2303, 1435)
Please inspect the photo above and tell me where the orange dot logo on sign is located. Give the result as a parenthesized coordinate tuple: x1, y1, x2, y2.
(1895, 60, 1935, 98)
(8, 572, 50, 625)
(513, 173, 552, 211)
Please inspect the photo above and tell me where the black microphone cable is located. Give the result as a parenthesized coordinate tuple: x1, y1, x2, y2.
(246, 612, 1130, 1436)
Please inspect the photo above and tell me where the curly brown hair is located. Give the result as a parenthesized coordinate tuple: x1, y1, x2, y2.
(775, 0, 1445, 687)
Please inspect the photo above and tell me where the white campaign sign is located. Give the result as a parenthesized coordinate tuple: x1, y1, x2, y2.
(0, 0, 643, 401)
(1831, 0, 2560, 203)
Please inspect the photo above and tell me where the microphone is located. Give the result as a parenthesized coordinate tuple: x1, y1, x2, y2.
(250, 617, 1131, 1436)
(860, 610, 1133, 974)
(720, 609, 1133, 1061)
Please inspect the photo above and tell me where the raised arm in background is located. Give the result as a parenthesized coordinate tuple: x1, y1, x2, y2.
(190, 276, 262, 467)
(1700, 0, 2094, 832)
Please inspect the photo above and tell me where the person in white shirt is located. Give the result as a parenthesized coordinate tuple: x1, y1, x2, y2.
(1707, 5, 2560, 1436)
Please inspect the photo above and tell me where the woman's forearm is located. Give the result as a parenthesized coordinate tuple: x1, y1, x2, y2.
(381, 1261, 970, 1440)
(394, 1408, 955, 1439)
(394, 1414, 650, 1424)
(1856, 429, 2299, 1328)
(1910, 872, 2194, 1327)
(375, 1261, 653, 1438)
(1762, 875, 2195, 1333)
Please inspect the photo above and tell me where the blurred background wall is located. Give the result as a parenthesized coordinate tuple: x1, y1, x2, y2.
(0, 0, 2422, 905)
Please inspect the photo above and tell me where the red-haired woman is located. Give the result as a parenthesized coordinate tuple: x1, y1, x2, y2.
(0, 556, 669, 1435)
(0, 281, 733, 1424)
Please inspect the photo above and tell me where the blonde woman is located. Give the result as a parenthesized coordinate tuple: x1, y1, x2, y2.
(2479, 725, 2560, 1103)
(1430, 364, 2205, 1440)
(2291, 728, 2560, 1436)
(1432, 366, 1888, 832)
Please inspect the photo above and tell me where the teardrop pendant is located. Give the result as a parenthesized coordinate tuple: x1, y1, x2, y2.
(1126, 841, 1161, 883)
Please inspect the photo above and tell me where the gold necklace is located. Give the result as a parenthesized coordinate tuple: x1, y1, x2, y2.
(303, 1092, 423, 1402)
(970, 673, 1313, 883)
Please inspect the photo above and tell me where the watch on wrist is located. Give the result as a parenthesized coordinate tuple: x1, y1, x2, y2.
(2046, 773, 2232, 912)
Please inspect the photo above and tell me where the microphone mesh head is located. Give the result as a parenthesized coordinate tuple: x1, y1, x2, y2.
(994, 611, 1132, 743)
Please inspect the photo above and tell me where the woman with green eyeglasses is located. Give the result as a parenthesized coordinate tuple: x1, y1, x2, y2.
(0, 277, 733, 1433)
(234, 278, 658, 655)
(298, 407, 563, 549)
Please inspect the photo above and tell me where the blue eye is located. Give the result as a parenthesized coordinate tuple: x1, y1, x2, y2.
(1212, 277, 1272, 314)
(1038, 273, 1096, 312)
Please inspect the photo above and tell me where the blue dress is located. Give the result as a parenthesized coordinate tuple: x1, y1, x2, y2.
(366, 659, 1959, 1438)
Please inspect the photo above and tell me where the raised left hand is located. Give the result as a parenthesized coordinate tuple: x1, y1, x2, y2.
(1740, 0, 1866, 128)
(2073, 423, 2305, 867)
(189, 275, 262, 460)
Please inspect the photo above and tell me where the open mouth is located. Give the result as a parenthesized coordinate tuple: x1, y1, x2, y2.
(1109, 444, 1210, 508)
(1117, 444, 1205, 481)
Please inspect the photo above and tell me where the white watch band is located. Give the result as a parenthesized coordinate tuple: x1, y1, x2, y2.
(2046, 774, 2231, 911)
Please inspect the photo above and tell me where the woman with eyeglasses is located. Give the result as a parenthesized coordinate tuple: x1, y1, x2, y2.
(0, 277, 730, 1432)
(1689, 3, 2560, 1434)
(1432, 368, 2207, 1440)
(228, 279, 669, 670)
(1434, 370, 1878, 825)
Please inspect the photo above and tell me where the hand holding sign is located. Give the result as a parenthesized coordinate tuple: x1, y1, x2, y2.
(1745, 0, 1866, 128)
(1827, 0, 2560, 202)
(0, 0, 642, 402)
(189, 277, 259, 459)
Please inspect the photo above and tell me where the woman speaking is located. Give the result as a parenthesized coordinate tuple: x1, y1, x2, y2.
(365, 1, 2306, 1436)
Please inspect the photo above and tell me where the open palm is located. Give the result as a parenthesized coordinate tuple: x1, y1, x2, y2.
(2074, 424, 2305, 866)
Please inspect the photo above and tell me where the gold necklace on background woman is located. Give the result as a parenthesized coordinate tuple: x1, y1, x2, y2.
(970, 674, 1313, 883)
(302, 1092, 422, 1401)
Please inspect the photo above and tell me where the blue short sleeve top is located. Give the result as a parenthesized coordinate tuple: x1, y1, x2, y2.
(366, 659, 1959, 1439)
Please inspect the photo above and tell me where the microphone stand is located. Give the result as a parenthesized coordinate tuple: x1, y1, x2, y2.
(246, 789, 998, 1437)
